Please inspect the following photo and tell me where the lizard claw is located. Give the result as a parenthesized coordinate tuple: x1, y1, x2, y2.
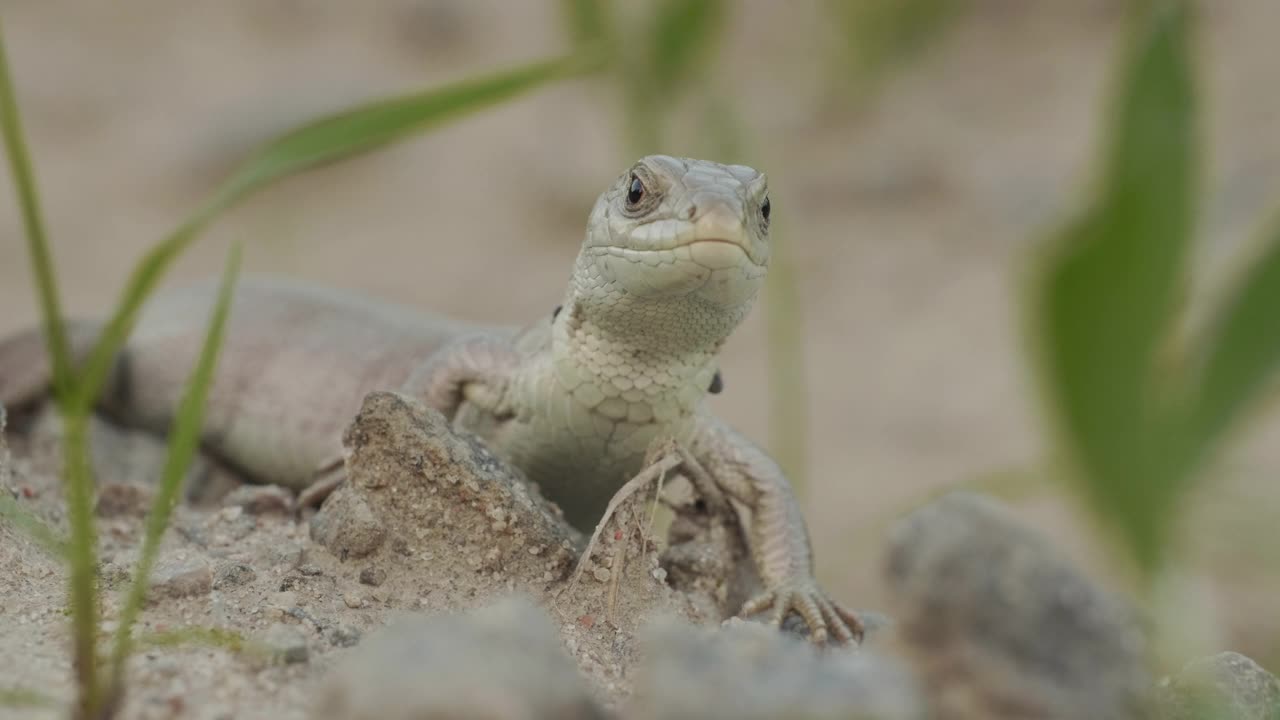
(740, 581, 864, 646)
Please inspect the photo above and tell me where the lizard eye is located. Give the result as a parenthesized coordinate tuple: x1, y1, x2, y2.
(626, 174, 646, 207)
(761, 196, 771, 223)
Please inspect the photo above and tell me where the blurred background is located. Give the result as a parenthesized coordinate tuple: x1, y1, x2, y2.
(1, 0, 1278, 668)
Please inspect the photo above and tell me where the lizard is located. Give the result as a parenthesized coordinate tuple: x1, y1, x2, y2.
(0, 155, 863, 644)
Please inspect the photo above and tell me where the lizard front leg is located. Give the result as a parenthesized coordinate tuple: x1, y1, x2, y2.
(689, 412, 864, 646)
(399, 332, 521, 421)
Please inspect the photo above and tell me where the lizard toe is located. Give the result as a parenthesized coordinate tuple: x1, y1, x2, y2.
(739, 590, 776, 618)
(740, 582, 862, 647)
(815, 596, 856, 645)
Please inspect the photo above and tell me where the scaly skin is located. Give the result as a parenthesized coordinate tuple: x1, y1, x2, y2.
(0, 156, 862, 644)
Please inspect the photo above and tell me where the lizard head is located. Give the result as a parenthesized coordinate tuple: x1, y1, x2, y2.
(566, 156, 770, 350)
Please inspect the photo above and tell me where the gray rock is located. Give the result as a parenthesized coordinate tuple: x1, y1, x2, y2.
(310, 485, 386, 559)
(315, 596, 601, 720)
(262, 622, 310, 665)
(884, 491, 1152, 720)
(149, 552, 213, 600)
(627, 617, 925, 720)
(1158, 651, 1280, 720)
(358, 565, 386, 587)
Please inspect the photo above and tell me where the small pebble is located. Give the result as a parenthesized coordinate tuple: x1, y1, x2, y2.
(213, 562, 257, 589)
(358, 566, 386, 587)
(150, 553, 213, 600)
(310, 486, 386, 559)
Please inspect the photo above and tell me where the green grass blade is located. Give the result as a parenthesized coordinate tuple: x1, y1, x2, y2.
(0, 20, 73, 402)
(71, 53, 585, 413)
(0, 21, 103, 714)
(107, 244, 241, 694)
(1031, 0, 1197, 573)
(71, 214, 214, 413)
(561, 0, 611, 53)
(214, 54, 588, 201)
(1189, 215, 1280, 455)
(60, 411, 101, 717)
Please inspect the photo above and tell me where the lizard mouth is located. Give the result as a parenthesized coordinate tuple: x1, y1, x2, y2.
(598, 238, 765, 268)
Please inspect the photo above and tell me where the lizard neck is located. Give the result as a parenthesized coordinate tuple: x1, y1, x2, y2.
(547, 291, 746, 418)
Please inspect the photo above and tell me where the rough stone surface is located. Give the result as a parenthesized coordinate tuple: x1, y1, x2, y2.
(315, 596, 603, 720)
(310, 484, 386, 559)
(149, 552, 213, 600)
(884, 491, 1152, 720)
(1158, 651, 1280, 720)
(331, 390, 583, 587)
(627, 617, 925, 720)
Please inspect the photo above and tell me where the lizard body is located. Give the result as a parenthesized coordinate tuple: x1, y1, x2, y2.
(0, 156, 861, 643)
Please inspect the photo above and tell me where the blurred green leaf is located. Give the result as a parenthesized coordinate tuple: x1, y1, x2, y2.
(561, 0, 612, 54)
(72, 53, 586, 414)
(1032, 0, 1196, 573)
(649, 0, 724, 99)
(108, 244, 240, 693)
(1190, 216, 1280, 455)
(827, 0, 961, 101)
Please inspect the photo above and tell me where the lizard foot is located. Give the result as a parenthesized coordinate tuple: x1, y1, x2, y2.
(740, 581, 865, 646)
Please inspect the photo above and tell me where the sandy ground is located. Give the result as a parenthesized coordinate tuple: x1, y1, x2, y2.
(1, 0, 1279, 695)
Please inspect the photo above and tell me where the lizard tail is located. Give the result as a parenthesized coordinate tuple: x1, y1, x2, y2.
(0, 321, 102, 411)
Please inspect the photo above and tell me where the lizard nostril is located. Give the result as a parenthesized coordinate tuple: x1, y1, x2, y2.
(684, 204, 697, 220)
